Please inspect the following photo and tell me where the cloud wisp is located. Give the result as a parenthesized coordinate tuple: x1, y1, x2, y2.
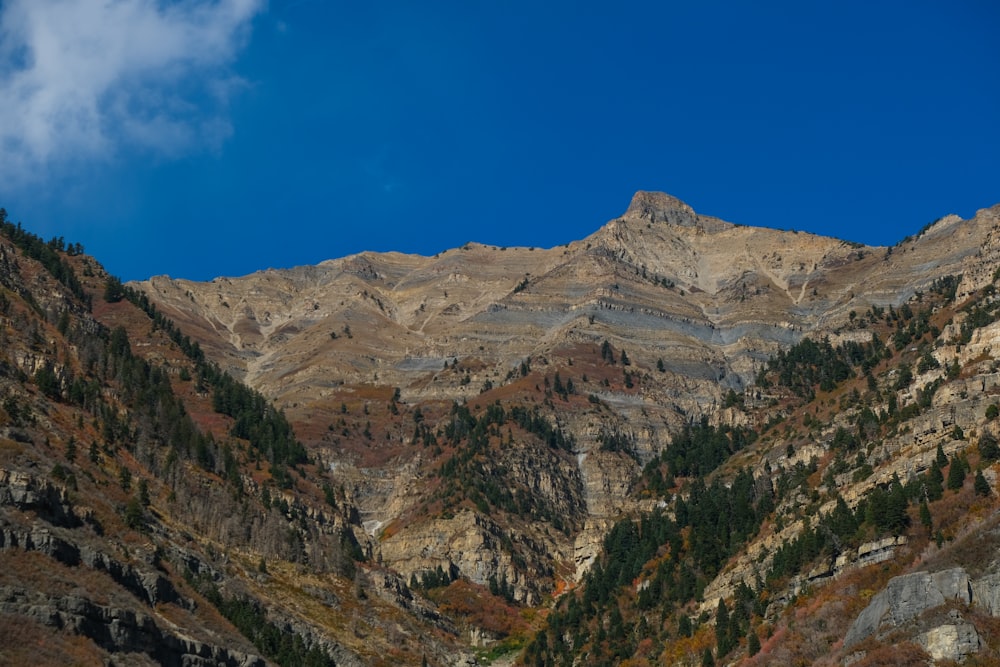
(0, 0, 264, 184)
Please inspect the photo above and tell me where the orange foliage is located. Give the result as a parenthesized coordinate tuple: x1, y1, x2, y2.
(0, 613, 107, 666)
(851, 642, 929, 667)
(659, 625, 713, 666)
(431, 579, 530, 640)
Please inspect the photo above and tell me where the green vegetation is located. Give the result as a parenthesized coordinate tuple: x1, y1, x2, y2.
(434, 401, 577, 529)
(523, 420, 773, 666)
(122, 284, 307, 468)
(645, 417, 756, 480)
(0, 209, 90, 307)
(759, 334, 885, 397)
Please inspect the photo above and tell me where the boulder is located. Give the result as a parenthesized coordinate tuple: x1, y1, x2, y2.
(918, 616, 980, 663)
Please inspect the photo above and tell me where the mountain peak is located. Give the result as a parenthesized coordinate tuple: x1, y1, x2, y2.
(623, 191, 697, 226)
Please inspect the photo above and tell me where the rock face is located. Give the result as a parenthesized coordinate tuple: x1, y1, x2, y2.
(972, 573, 1000, 616)
(918, 618, 981, 663)
(844, 568, 972, 648)
(842, 565, 1000, 662)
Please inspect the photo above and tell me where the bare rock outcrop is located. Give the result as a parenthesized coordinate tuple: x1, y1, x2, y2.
(843, 566, 1000, 663)
(917, 616, 981, 663)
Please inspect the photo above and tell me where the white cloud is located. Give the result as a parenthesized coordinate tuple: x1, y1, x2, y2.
(0, 0, 264, 183)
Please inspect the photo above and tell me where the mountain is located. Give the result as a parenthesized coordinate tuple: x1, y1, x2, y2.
(3, 193, 1000, 665)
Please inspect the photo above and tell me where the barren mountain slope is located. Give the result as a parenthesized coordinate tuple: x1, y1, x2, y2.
(139, 194, 997, 408)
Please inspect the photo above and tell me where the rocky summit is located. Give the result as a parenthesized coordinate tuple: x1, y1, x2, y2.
(3, 193, 1000, 665)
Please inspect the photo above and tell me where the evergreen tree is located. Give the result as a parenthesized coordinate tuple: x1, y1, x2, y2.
(119, 466, 132, 491)
(124, 496, 145, 531)
(975, 470, 992, 497)
(715, 598, 733, 656)
(104, 276, 125, 303)
(979, 432, 1000, 461)
(601, 340, 616, 364)
(919, 499, 933, 533)
(947, 455, 966, 491)
(747, 629, 761, 656)
(936, 443, 948, 467)
(926, 460, 944, 501)
(678, 614, 693, 638)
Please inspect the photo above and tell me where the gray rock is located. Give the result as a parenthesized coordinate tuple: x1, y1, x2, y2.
(844, 567, 971, 648)
(918, 620, 980, 662)
(971, 572, 1000, 616)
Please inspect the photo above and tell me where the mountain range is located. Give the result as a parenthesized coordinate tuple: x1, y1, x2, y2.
(2, 192, 1000, 666)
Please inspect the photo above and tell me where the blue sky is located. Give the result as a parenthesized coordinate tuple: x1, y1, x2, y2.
(0, 1, 997, 281)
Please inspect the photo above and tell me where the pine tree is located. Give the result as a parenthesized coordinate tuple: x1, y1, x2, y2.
(748, 629, 761, 656)
(119, 466, 132, 491)
(124, 496, 145, 530)
(926, 460, 944, 501)
(979, 432, 1000, 461)
(678, 614, 693, 638)
(975, 470, 992, 497)
(919, 499, 932, 533)
(947, 454, 966, 491)
(715, 598, 732, 656)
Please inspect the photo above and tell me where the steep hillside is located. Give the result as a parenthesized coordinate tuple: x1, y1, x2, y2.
(0, 212, 476, 666)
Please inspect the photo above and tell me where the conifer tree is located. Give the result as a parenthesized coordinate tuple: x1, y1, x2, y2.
(975, 470, 991, 497)
(919, 499, 932, 534)
(936, 443, 948, 467)
(947, 454, 966, 491)
(716, 598, 733, 656)
(979, 432, 1000, 461)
